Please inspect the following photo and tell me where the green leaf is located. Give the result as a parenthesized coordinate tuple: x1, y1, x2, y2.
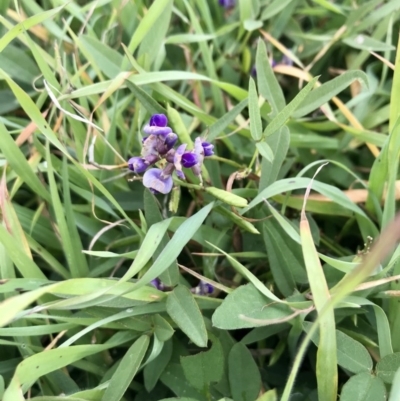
(158, 399, 201, 401)
(212, 284, 292, 329)
(3, 335, 134, 400)
(0, 5, 65, 53)
(205, 187, 248, 208)
(121, 218, 171, 282)
(261, 0, 293, 20)
(340, 373, 386, 401)
(310, 0, 343, 13)
(255, 39, 285, 116)
(256, 390, 278, 401)
(389, 367, 400, 401)
(215, 206, 260, 234)
(0, 45, 40, 84)
(258, 126, 290, 190)
(293, 71, 369, 118)
(243, 177, 378, 237)
(300, 190, 337, 401)
(335, 330, 373, 373)
(377, 353, 400, 384)
(132, 202, 214, 288)
(161, 363, 207, 400)
(207, 98, 248, 142)
(181, 333, 224, 390)
(228, 343, 261, 401)
(125, 81, 167, 115)
(263, 219, 307, 296)
(262, 76, 319, 138)
(124, 0, 172, 57)
(144, 339, 173, 392)
(153, 314, 175, 342)
(0, 375, 4, 400)
(0, 121, 50, 202)
(80, 35, 123, 78)
(207, 243, 283, 303)
(305, 323, 373, 374)
(256, 141, 274, 162)
(101, 335, 150, 401)
(165, 33, 216, 44)
(46, 146, 88, 278)
(138, 0, 172, 66)
(0, 222, 45, 280)
(144, 189, 179, 286)
(248, 77, 263, 141)
(168, 104, 193, 147)
(166, 285, 208, 347)
(243, 19, 263, 31)
(343, 35, 395, 52)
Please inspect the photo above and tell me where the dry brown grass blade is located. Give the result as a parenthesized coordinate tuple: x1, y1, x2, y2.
(15, 110, 49, 147)
(294, 181, 400, 204)
(7, 8, 49, 42)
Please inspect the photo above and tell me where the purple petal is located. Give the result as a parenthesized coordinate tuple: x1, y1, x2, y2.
(200, 281, 214, 294)
(143, 168, 173, 194)
(164, 133, 178, 150)
(143, 125, 173, 136)
(175, 144, 187, 157)
(280, 54, 293, 67)
(181, 152, 198, 168)
(128, 157, 148, 173)
(141, 135, 159, 157)
(191, 164, 202, 176)
(149, 114, 168, 127)
(150, 278, 165, 291)
(201, 142, 214, 157)
(219, 0, 235, 8)
(173, 144, 187, 175)
(194, 137, 204, 157)
(191, 281, 214, 295)
(176, 170, 185, 179)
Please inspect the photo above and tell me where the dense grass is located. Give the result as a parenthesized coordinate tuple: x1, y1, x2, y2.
(1, 0, 400, 400)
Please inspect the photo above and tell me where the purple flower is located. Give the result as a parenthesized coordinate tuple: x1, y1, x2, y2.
(143, 167, 174, 194)
(182, 152, 198, 168)
(281, 54, 293, 67)
(143, 125, 172, 136)
(219, 0, 235, 8)
(163, 133, 178, 152)
(128, 157, 148, 173)
(191, 281, 214, 295)
(191, 137, 205, 176)
(141, 135, 161, 161)
(201, 141, 214, 157)
(150, 278, 166, 291)
(142, 113, 172, 136)
(150, 114, 168, 127)
(173, 144, 187, 179)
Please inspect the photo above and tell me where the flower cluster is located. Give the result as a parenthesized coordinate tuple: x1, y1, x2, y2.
(150, 278, 214, 295)
(128, 114, 214, 194)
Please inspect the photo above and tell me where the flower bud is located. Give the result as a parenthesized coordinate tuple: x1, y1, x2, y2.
(127, 157, 148, 173)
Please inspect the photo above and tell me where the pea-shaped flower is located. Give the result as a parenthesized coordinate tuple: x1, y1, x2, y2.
(128, 157, 148, 173)
(143, 167, 174, 194)
(143, 113, 173, 136)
